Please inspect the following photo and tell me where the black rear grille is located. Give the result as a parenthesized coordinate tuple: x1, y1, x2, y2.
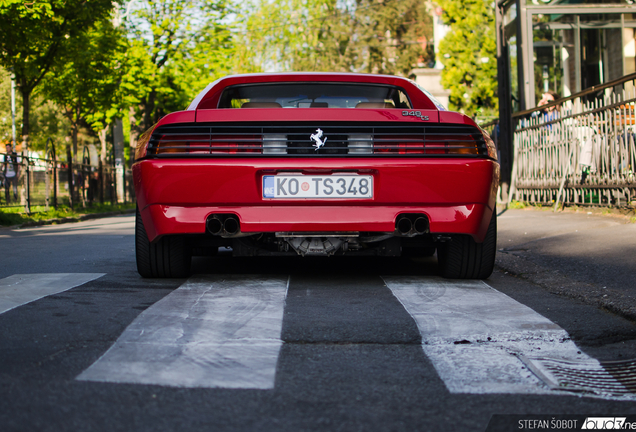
(145, 123, 488, 158)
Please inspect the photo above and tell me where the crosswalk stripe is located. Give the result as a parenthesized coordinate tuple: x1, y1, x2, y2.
(77, 275, 289, 389)
(382, 276, 594, 396)
(0, 273, 105, 315)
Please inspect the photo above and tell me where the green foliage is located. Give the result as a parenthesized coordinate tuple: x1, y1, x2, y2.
(240, 0, 433, 75)
(2, 0, 443, 157)
(0, 68, 70, 150)
(0, 0, 117, 136)
(42, 19, 127, 134)
(123, 0, 236, 130)
(355, 0, 433, 75)
(0, 68, 19, 144)
(507, 200, 527, 209)
(436, 0, 497, 118)
(0, 0, 54, 18)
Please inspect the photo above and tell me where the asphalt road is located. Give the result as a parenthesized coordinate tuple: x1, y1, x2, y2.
(496, 208, 636, 320)
(1, 212, 636, 432)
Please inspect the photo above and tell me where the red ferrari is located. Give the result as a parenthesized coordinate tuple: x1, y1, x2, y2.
(133, 73, 499, 279)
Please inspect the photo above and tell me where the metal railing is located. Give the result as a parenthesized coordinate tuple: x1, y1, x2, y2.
(509, 73, 636, 208)
(1, 142, 134, 212)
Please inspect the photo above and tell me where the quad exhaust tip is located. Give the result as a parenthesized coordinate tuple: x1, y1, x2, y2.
(413, 217, 429, 234)
(206, 214, 241, 237)
(223, 216, 240, 236)
(396, 217, 413, 235)
(396, 214, 429, 236)
(206, 215, 224, 235)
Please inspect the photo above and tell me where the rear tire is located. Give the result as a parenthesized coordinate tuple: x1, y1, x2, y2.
(136, 206, 191, 278)
(437, 212, 497, 279)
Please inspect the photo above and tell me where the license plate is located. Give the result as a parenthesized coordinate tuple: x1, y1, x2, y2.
(263, 175, 373, 199)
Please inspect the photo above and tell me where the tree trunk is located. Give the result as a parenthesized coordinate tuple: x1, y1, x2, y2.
(98, 125, 108, 205)
(19, 84, 31, 212)
(67, 135, 74, 210)
(143, 89, 157, 131)
(129, 106, 140, 158)
(98, 125, 108, 164)
(20, 85, 30, 141)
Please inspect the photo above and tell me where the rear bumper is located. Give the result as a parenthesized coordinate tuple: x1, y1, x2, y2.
(134, 158, 499, 242)
(140, 203, 490, 242)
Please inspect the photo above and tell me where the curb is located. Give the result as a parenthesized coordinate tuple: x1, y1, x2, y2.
(15, 208, 136, 229)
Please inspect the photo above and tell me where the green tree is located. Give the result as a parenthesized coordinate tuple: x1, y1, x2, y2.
(41, 19, 127, 164)
(0, 67, 72, 151)
(240, 0, 433, 76)
(436, 0, 497, 118)
(0, 0, 116, 144)
(238, 0, 352, 72)
(352, 0, 433, 75)
(122, 0, 235, 140)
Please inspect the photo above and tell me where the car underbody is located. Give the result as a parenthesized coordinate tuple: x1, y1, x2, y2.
(186, 214, 445, 258)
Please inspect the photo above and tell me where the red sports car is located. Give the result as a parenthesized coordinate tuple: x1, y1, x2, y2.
(133, 72, 499, 279)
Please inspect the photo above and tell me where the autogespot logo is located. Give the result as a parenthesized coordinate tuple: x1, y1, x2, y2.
(582, 418, 629, 429)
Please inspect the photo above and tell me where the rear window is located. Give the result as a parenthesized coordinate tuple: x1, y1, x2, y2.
(218, 83, 412, 109)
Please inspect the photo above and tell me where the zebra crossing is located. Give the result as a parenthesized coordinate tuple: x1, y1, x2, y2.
(383, 277, 586, 395)
(77, 275, 289, 389)
(0, 272, 630, 399)
(0, 273, 105, 315)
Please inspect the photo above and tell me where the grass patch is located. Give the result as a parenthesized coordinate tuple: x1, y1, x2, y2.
(0, 203, 135, 226)
(507, 200, 527, 209)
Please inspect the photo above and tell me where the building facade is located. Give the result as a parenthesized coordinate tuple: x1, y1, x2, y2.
(496, 0, 636, 111)
(494, 0, 636, 196)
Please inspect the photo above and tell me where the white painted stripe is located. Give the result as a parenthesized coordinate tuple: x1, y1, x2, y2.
(382, 276, 592, 396)
(78, 275, 289, 389)
(0, 273, 105, 315)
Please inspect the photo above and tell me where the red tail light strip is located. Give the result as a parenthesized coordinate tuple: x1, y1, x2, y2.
(145, 124, 491, 158)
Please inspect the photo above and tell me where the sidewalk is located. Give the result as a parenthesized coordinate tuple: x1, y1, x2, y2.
(496, 208, 636, 321)
(0, 205, 136, 229)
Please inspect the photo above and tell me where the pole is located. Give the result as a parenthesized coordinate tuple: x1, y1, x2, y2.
(98, 159, 104, 204)
(52, 141, 57, 209)
(67, 141, 74, 209)
(23, 135, 30, 214)
(11, 73, 16, 148)
(112, 124, 117, 205)
(45, 138, 51, 210)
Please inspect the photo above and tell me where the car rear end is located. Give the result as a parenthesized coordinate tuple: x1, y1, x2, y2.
(133, 74, 499, 278)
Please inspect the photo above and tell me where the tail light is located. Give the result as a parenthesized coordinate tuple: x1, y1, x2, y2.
(141, 124, 494, 158)
(373, 134, 482, 155)
(155, 134, 210, 154)
(149, 134, 262, 155)
(210, 135, 261, 154)
(446, 134, 480, 155)
(481, 129, 498, 160)
(134, 123, 158, 160)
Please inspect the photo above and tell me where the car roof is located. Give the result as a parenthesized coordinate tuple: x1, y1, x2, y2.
(187, 72, 437, 111)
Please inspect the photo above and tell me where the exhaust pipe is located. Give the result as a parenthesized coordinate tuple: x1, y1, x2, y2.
(396, 217, 412, 235)
(413, 217, 429, 234)
(223, 216, 240, 236)
(206, 215, 224, 235)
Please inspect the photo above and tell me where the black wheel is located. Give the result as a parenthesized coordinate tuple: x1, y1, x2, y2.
(136, 206, 191, 278)
(437, 211, 497, 279)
